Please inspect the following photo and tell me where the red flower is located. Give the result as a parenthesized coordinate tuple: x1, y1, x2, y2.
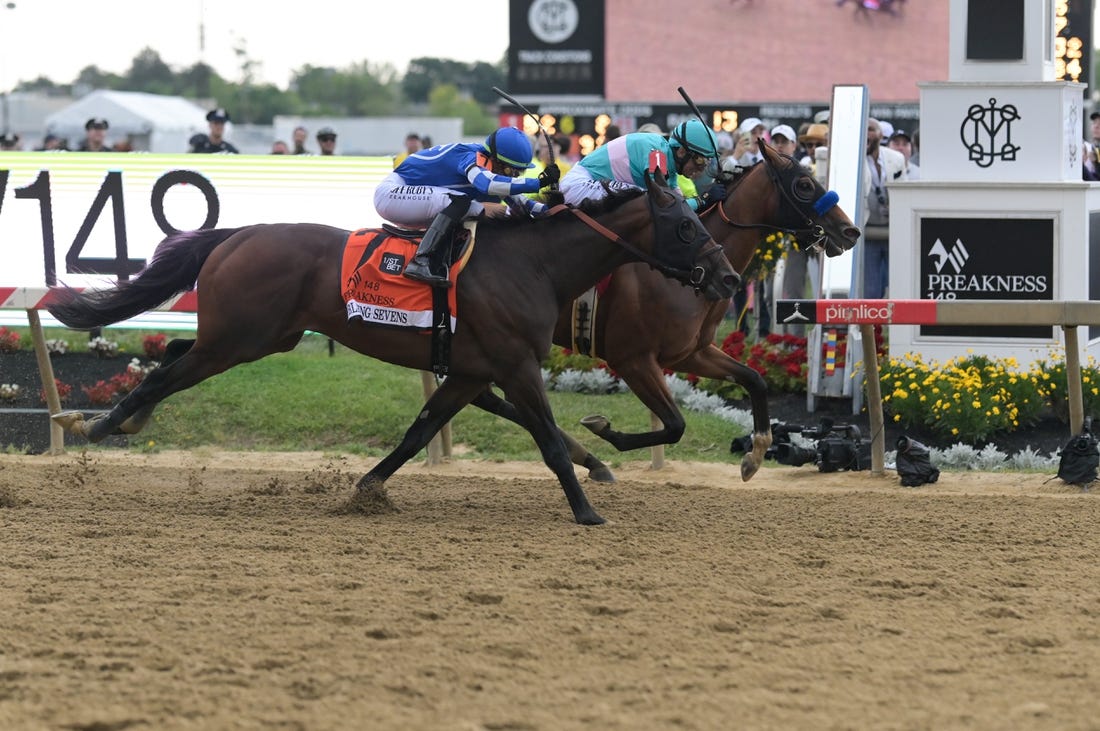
(39, 379, 72, 404)
(82, 380, 119, 406)
(143, 333, 168, 360)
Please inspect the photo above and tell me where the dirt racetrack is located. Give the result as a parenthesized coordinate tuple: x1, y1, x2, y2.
(2, 450, 1100, 730)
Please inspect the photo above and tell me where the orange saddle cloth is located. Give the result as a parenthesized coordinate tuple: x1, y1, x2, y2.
(340, 225, 473, 330)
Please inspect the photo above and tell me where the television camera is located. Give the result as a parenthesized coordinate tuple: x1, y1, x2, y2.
(731, 417, 873, 472)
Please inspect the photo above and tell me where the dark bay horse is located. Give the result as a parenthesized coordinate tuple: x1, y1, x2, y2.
(474, 142, 861, 481)
(47, 173, 737, 525)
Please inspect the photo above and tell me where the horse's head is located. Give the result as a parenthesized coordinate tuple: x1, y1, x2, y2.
(755, 141, 861, 257)
(707, 142, 861, 261)
(645, 169, 739, 301)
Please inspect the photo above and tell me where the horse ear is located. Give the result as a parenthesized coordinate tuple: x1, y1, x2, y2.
(646, 165, 669, 188)
(759, 138, 777, 161)
(645, 169, 676, 207)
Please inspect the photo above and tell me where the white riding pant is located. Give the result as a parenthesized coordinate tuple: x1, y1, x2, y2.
(373, 172, 484, 228)
(559, 165, 641, 207)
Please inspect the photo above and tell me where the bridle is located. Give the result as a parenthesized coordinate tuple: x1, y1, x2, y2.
(699, 146, 837, 253)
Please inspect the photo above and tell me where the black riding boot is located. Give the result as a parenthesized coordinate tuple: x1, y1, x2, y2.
(404, 197, 470, 288)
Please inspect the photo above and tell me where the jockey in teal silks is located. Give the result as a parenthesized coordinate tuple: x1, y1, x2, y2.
(559, 119, 727, 211)
(373, 126, 560, 288)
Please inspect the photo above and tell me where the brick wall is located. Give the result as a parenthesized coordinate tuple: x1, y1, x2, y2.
(604, 0, 949, 104)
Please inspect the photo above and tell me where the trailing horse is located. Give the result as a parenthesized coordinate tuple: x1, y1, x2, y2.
(47, 172, 737, 525)
(477, 141, 862, 482)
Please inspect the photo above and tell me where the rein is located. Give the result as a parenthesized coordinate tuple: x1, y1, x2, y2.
(700, 155, 830, 252)
(549, 204, 723, 288)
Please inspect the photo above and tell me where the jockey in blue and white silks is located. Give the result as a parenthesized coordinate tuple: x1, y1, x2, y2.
(560, 119, 726, 212)
(374, 126, 560, 287)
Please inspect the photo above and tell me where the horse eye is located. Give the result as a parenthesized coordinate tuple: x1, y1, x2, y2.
(677, 219, 697, 244)
(793, 178, 816, 202)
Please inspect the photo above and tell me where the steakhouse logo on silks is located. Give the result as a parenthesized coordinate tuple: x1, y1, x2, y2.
(340, 227, 473, 330)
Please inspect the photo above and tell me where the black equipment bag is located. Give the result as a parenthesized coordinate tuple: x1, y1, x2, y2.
(896, 436, 940, 487)
(1057, 419, 1099, 486)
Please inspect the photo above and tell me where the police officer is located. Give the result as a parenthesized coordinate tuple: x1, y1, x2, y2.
(189, 108, 239, 153)
(77, 118, 112, 152)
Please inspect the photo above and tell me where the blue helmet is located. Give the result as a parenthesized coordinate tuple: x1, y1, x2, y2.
(483, 127, 536, 169)
(669, 119, 719, 158)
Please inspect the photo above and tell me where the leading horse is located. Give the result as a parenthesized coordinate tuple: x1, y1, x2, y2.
(476, 141, 862, 481)
(46, 172, 737, 525)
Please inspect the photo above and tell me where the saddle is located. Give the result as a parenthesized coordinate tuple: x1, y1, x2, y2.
(340, 223, 475, 376)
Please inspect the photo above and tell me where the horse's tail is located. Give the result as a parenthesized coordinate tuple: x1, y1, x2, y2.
(47, 227, 244, 330)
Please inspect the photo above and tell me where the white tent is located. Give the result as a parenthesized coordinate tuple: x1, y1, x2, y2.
(44, 90, 211, 153)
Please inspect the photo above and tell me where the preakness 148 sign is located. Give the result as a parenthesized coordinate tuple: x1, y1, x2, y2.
(919, 216, 1054, 340)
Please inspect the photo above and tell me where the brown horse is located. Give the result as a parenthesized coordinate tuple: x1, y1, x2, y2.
(473, 142, 861, 481)
(46, 172, 737, 525)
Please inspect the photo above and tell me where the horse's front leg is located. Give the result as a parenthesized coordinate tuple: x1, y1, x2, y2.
(579, 354, 686, 451)
(471, 388, 616, 483)
(672, 344, 771, 481)
(498, 364, 604, 525)
(356, 375, 486, 492)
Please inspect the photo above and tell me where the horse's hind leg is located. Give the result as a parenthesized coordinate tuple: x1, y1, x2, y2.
(470, 388, 616, 483)
(117, 338, 194, 435)
(358, 376, 488, 489)
(59, 334, 301, 444)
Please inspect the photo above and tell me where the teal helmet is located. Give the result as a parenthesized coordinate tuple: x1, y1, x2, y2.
(483, 127, 536, 169)
(669, 119, 719, 158)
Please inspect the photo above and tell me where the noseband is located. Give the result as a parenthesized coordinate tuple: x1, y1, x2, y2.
(703, 153, 837, 252)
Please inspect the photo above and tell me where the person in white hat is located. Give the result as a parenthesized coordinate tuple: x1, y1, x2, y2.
(737, 117, 767, 166)
(769, 124, 798, 158)
(877, 120, 894, 144)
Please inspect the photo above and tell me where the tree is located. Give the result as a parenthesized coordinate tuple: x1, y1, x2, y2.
(15, 76, 71, 96)
(291, 63, 400, 117)
(126, 48, 176, 95)
(178, 62, 218, 99)
(404, 57, 506, 105)
(75, 66, 123, 92)
(428, 84, 496, 136)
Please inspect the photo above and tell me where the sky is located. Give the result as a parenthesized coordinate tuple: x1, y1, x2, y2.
(0, 0, 511, 92)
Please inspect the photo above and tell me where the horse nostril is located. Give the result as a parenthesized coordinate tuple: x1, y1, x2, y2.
(724, 274, 739, 290)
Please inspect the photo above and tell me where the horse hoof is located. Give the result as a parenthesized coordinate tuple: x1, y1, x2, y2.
(52, 411, 87, 436)
(575, 510, 607, 526)
(588, 465, 617, 483)
(580, 414, 610, 435)
(740, 456, 760, 482)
